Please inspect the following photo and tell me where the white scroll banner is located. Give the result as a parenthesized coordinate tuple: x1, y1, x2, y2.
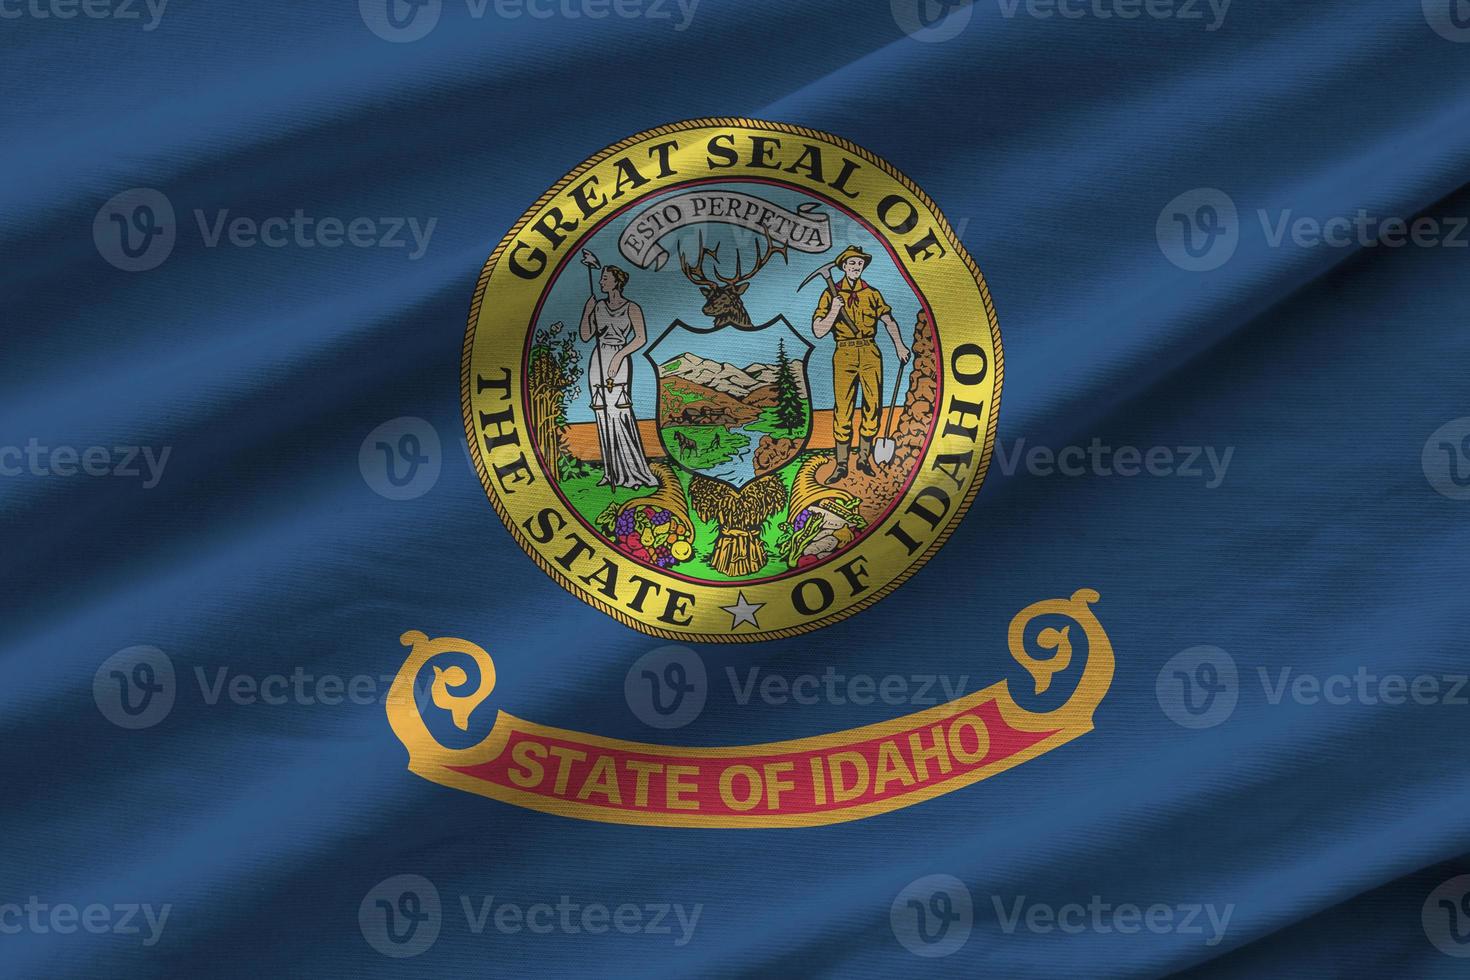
(617, 191, 833, 271)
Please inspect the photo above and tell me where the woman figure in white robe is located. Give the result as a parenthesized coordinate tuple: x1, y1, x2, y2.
(579, 265, 658, 488)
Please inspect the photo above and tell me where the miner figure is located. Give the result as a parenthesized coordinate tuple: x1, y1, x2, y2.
(811, 245, 911, 483)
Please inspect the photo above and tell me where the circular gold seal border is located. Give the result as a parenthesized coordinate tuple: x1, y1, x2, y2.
(461, 117, 1004, 643)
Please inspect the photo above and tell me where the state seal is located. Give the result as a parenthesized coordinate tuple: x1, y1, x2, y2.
(462, 118, 1002, 642)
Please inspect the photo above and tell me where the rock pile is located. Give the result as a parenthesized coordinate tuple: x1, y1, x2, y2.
(837, 309, 939, 525)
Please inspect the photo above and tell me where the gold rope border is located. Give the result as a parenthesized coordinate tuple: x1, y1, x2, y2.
(460, 117, 1005, 643)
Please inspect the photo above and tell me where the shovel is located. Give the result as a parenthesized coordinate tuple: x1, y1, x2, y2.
(873, 359, 905, 467)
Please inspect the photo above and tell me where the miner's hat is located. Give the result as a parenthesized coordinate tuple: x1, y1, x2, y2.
(834, 245, 873, 269)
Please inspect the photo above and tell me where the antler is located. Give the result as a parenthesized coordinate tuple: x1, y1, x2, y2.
(721, 226, 791, 286)
(679, 233, 724, 288)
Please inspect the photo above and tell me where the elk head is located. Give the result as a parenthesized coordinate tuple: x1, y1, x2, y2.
(678, 228, 790, 329)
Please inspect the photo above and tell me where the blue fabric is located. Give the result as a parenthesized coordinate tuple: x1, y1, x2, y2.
(4, 1, 1470, 976)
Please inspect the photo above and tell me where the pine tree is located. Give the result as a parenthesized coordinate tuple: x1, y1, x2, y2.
(773, 338, 805, 433)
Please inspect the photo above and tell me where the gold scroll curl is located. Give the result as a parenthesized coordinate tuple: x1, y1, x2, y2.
(386, 630, 506, 773)
(1000, 588, 1114, 732)
(384, 591, 1116, 826)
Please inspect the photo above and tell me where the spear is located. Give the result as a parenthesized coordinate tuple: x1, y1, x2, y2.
(580, 248, 600, 299)
(579, 249, 613, 408)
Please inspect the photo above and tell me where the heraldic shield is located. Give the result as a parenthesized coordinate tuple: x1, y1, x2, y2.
(645, 315, 814, 488)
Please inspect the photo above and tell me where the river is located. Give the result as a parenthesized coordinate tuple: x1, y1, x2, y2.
(703, 424, 763, 487)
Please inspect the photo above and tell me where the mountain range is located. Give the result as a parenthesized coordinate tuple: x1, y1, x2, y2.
(658, 351, 808, 400)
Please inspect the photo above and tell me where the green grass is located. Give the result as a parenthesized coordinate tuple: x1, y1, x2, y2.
(660, 379, 705, 408)
(670, 457, 806, 580)
(556, 452, 813, 581)
(660, 424, 748, 470)
(746, 404, 811, 442)
(555, 471, 653, 536)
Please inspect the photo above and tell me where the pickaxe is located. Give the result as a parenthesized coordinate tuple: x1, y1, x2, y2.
(797, 261, 857, 332)
(797, 261, 901, 467)
(793, 260, 905, 467)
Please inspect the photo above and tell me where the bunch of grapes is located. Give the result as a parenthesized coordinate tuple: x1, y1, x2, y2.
(613, 506, 692, 569)
(786, 507, 829, 569)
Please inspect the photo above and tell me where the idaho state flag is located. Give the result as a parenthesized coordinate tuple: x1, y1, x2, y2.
(5, 1, 1470, 977)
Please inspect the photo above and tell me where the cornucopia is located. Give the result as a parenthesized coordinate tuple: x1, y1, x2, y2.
(776, 458, 868, 569)
(595, 464, 696, 569)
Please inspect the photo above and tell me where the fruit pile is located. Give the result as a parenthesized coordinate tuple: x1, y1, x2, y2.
(612, 506, 693, 568)
(776, 458, 868, 570)
(784, 505, 857, 569)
